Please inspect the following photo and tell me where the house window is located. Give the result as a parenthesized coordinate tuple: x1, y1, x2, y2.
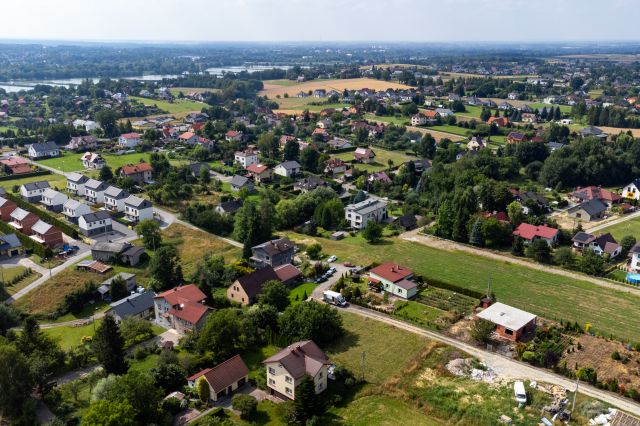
(285, 376, 292, 384)
(268, 367, 276, 375)
(285, 387, 292, 395)
(268, 378, 275, 385)
(317, 383, 323, 391)
(318, 372, 323, 378)
(505, 328, 513, 335)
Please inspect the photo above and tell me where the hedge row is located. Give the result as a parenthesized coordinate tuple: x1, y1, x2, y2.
(0, 170, 51, 182)
(4, 192, 79, 239)
(0, 220, 49, 257)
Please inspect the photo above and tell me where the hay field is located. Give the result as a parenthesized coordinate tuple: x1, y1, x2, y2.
(259, 78, 412, 99)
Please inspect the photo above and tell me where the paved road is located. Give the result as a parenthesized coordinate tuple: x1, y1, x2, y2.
(401, 228, 640, 297)
(333, 302, 640, 416)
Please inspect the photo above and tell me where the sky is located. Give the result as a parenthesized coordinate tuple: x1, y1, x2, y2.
(1, 0, 638, 43)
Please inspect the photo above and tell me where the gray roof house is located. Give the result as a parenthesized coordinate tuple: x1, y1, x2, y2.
(231, 175, 254, 192)
(104, 186, 130, 212)
(250, 237, 295, 269)
(567, 199, 608, 222)
(0, 233, 23, 257)
(40, 188, 68, 212)
(345, 198, 388, 229)
(84, 179, 109, 204)
(91, 241, 145, 266)
(62, 199, 92, 224)
(124, 195, 153, 223)
(215, 199, 244, 215)
(28, 141, 59, 159)
(66, 172, 89, 196)
(108, 291, 155, 321)
(274, 161, 301, 178)
(78, 211, 113, 237)
(97, 272, 137, 300)
(20, 181, 50, 202)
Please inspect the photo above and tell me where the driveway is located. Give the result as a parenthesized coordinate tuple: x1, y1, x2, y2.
(311, 261, 352, 299)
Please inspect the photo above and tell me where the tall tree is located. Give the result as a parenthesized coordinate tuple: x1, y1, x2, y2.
(149, 246, 183, 291)
(135, 218, 162, 250)
(0, 344, 34, 420)
(92, 315, 127, 375)
(258, 280, 290, 311)
(291, 375, 320, 424)
(99, 165, 114, 182)
(283, 139, 300, 161)
(83, 400, 136, 426)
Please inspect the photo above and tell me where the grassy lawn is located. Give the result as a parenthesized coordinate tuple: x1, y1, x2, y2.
(160, 223, 242, 277)
(392, 300, 446, 330)
(328, 395, 444, 426)
(43, 320, 101, 350)
(332, 147, 416, 173)
(326, 312, 428, 384)
(429, 124, 472, 137)
(285, 232, 640, 342)
(264, 79, 300, 87)
(35, 151, 151, 172)
(129, 96, 204, 115)
(0, 173, 67, 192)
(593, 216, 640, 241)
(455, 105, 483, 119)
(528, 103, 572, 113)
(289, 282, 316, 305)
(2, 265, 40, 296)
(168, 87, 219, 95)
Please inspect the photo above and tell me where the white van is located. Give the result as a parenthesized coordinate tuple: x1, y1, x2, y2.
(514, 381, 527, 405)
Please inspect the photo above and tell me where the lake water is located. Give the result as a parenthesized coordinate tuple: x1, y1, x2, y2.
(0, 65, 299, 93)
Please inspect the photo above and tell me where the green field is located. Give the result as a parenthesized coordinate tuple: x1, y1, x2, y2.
(289, 282, 316, 305)
(129, 96, 204, 115)
(36, 151, 151, 172)
(329, 395, 444, 426)
(326, 312, 428, 384)
(286, 232, 640, 342)
(43, 320, 101, 350)
(528, 103, 572, 113)
(593, 217, 640, 241)
(393, 300, 446, 329)
(0, 173, 67, 192)
(455, 105, 484, 119)
(3, 266, 41, 296)
(332, 147, 416, 173)
(265, 79, 301, 87)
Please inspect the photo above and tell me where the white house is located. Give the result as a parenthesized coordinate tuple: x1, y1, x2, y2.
(84, 179, 108, 204)
(103, 186, 129, 212)
(62, 199, 92, 224)
(81, 152, 106, 169)
(623, 179, 640, 201)
(124, 195, 153, 223)
(78, 211, 113, 237)
(435, 108, 454, 117)
(345, 198, 388, 229)
(40, 188, 68, 212)
(411, 113, 427, 126)
(28, 141, 59, 159)
(20, 181, 50, 202)
(274, 161, 301, 178)
(118, 133, 141, 148)
(234, 150, 258, 168)
(66, 172, 89, 196)
(629, 243, 640, 272)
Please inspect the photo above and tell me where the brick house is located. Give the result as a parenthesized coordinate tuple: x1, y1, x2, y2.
(154, 285, 210, 334)
(475, 302, 537, 342)
(119, 163, 153, 184)
(29, 220, 64, 248)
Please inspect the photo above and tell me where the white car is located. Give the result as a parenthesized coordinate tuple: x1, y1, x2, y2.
(327, 255, 337, 262)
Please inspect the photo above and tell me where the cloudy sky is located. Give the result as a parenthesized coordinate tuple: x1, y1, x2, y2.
(1, 0, 638, 43)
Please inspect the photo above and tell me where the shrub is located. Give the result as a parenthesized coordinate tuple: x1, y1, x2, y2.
(522, 351, 537, 362)
(231, 394, 257, 420)
(611, 351, 622, 361)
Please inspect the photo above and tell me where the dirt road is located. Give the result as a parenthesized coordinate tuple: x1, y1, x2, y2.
(340, 303, 640, 416)
(400, 229, 640, 297)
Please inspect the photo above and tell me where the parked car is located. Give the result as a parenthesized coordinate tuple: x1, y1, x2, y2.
(323, 290, 347, 307)
(343, 262, 354, 267)
(327, 255, 337, 262)
(514, 381, 527, 406)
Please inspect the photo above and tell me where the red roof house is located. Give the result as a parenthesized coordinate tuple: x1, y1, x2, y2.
(119, 162, 153, 184)
(154, 285, 210, 334)
(368, 262, 417, 299)
(245, 164, 272, 183)
(187, 355, 250, 401)
(0, 197, 17, 221)
(488, 116, 510, 127)
(512, 223, 559, 246)
(569, 186, 621, 207)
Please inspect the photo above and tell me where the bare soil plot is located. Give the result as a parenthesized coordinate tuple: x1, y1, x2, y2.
(259, 77, 413, 99)
(562, 333, 640, 390)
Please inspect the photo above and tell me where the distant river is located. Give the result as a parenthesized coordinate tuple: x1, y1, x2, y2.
(0, 65, 300, 93)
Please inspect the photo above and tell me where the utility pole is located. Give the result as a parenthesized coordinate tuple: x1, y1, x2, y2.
(361, 351, 366, 382)
(570, 376, 579, 421)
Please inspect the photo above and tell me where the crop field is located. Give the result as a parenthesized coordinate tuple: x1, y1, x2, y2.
(332, 147, 416, 172)
(129, 96, 204, 115)
(259, 77, 412, 99)
(286, 232, 640, 342)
